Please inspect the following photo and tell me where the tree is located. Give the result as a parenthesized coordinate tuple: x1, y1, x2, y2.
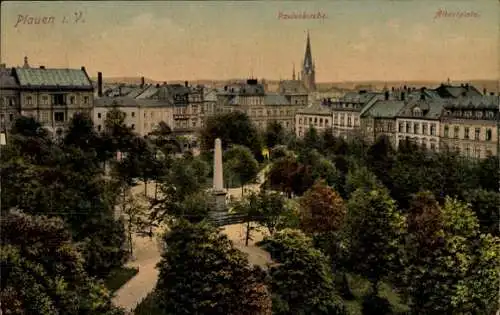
(267, 156, 314, 197)
(303, 125, 324, 151)
(265, 120, 286, 149)
(119, 191, 149, 257)
(148, 121, 181, 156)
(200, 112, 263, 160)
(463, 189, 499, 236)
(0, 210, 124, 315)
(63, 112, 100, 152)
(258, 229, 347, 315)
(224, 145, 259, 195)
(343, 188, 405, 294)
(475, 156, 499, 192)
(344, 166, 381, 198)
(366, 135, 395, 190)
(401, 195, 500, 314)
(299, 181, 346, 235)
(153, 220, 272, 315)
(103, 106, 135, 154)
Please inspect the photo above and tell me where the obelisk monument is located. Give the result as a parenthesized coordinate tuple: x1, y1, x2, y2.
(212, 138, 227, 211)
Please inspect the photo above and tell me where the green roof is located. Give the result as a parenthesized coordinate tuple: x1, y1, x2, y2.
(14, 67, 92, 89)
(362, 100, 406, 118)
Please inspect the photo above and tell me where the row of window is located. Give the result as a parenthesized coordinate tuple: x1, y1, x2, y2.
(0, 97, 17, 106)
(398, 121, 437, 136)
(443, 125, 493, 141)
(298, 116, 331, 127)
(444, 110, 496, 120)
(441, 143, 494, 158)
(25, 94, 90, 106)
(250, 109, 293, 117)
(398, 137, 438, 151)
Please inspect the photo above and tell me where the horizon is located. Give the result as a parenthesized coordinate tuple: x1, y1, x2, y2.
(1, 1, 498, 82)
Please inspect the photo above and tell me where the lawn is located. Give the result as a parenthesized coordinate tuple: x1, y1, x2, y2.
(104, 266, 139, 293)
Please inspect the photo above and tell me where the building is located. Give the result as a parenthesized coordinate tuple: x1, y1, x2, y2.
(360, 99, 407, 147)
(395, 96, 444, 151)
(434, 82, 482, 98)
(11, 58, 94, 136)
(295, 103, 332, 137)
(0, 64, 21, 131)
(93, 97, 174, 136)
(440, 95, 499, 159)
(278, 67, 309, 107)
(300, 32, 316, 92)
(327, 91, 383, 139)
(217, 79, 302, 131)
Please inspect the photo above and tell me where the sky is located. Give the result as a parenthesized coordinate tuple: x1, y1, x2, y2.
(1, 1, 498, 82)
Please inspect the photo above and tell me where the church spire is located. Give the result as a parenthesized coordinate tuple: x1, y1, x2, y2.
(292, 63, 296, 80)
(303, 31, 313, 73)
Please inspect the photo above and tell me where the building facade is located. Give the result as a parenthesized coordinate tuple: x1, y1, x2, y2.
(395, 98, 443, 151)
(440, 96, 499, 159)
(12, 63, 94, 136)
(0, 64, 21, 131)
(295, 103, 332, 138)
(217, 79, 303, 131)
(93, 97, 174, 137)
(360, 99, 407, 147)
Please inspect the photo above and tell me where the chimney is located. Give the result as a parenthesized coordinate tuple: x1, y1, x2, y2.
(401, 92, 406, 101)
(483, 88, 487, 95)
(141, 76, 145, 88)
(420, 87, 425, 100)
(156, 83, 160, 88)
(185, 81, 188, 87)
(97, 72, 103, 97)
(391, 87, 395, 92)
(39, 66, 45, 69)
(384, 91, 389, 100)
(490, 92, 494, 96)
(81, 66, 85, 72)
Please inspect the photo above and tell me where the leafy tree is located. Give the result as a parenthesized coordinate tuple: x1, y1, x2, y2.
(344, 166, 381, 198)
(224, 145, 259, 195)
(0, 210, 124, 315)
(365, 135, 395, 190)
(154, 220, 272, 315)
(463, 189, 499, 236)
(475, 156, 499, 192)
(265, 120, 286, 148)
(258, 229, 347, 315)
(267, 156, 314, 197)
(401, 195, 500, 314)
(148, 121, 181, 155)
(269, 145, 290, 161)
(63, 112, 101, 152)
(299, 180, 346, 235)
(303, 125, 324, 152)
(174, 191, 213, 223)
(200, 112, 263, 160)
(103, 106, 136, 154)
(343, 188, 405, 294)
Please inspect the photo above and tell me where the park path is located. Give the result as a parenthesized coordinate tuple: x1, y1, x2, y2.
(111, 166, 273, 312)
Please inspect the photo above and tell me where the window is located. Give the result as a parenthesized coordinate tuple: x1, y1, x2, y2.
(430, 143, 436, 151)
(42, 96, 48, 105)
(325, 119, 329, 126)
(465, 146, 471, 157)
(9, 114, 13, 121)
(444, 125, 449, 137)
(464, 127, 470, 139)
(9, 98, 15, 106)
(475, 147, 481, 159)
(486, 149, 493, 157)
(131, 112, 135, 117)
(131, 124, 135, 130)
(84, 96, 89, 104)
(97, 125, 102, 131)
(422, 123, 428, 135)
(319, 118, 323, 126)
(41, 111, 49, 122)
(26, 96, 33, 105)
(53, 94, 65, 105)
(54, 112, 65, 122)
(414, 123, 420, 134)
(454, 126, 459, 138)
(0, 114, 4, 122)
(98, 113, 102, 119)
(406, 122, 411, 133)
(475, 128, 480, 140)
(486, 128, 492, 141)
(430, 124, 436, 136)
(476, 111, 483, 119)
(299, 118, 302, 124)
(70, 96, 75, 104)
(398, 122, 404, 132)
(347, 116, 352, 127)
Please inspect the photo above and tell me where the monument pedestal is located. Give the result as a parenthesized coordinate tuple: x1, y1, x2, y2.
(213, 190, 227, 212)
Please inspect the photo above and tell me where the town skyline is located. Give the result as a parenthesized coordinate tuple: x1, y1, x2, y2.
(1, 1, 498, 82)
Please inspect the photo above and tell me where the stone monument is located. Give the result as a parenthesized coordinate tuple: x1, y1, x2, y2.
(212, 138, 227, 211)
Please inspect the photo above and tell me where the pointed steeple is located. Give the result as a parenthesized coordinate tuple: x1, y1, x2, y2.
(23, 56, 30, 69)
(303, 31, 313, 74)
(292, 63, 296, 80)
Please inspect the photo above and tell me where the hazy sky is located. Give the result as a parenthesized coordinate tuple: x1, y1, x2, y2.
(1, 1, 498, 82)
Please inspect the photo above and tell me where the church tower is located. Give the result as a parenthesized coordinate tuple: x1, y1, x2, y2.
(301, 31, 316, 91)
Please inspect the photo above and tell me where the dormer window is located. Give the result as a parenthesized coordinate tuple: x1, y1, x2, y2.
(476, 111, 483, 119)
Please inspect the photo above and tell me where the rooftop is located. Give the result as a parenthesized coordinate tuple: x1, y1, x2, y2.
(362, 100, 406, 118)
(14, 67, 92, 89)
